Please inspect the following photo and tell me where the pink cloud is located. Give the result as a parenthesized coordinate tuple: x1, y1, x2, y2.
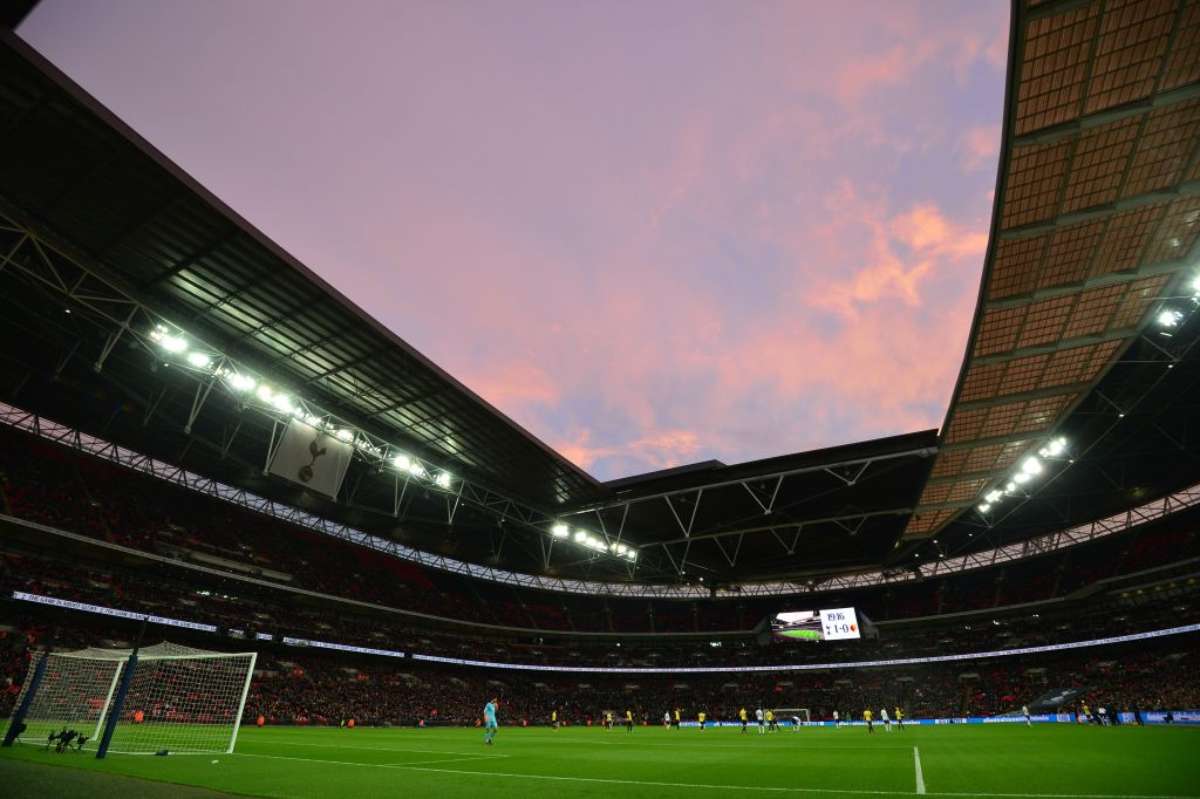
(959, 125, 1001, 173)
(21, 2, 1008, 477)
(555, 428, 703, 473)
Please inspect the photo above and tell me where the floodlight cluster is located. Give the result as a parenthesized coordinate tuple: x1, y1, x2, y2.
(150, 323, 454, 492)
(150, 323, 638, 561)
(976, 436, 1067, 515)
(551, 522, 637, 561)
(1154, 275, 1200, 336)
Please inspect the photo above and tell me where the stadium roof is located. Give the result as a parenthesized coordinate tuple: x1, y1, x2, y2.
(903, 0, 1200, 542)
(0, 0, 1198, 589)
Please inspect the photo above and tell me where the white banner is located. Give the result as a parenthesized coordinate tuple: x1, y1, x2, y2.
(268, 420, 353, 499)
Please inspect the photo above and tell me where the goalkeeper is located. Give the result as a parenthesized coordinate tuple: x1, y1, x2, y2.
(483, 697, 499, 745)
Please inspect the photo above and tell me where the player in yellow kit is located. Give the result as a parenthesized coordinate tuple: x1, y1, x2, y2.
(739, 707, 748, 733)
(698, 711, 707, 730)
(551, 709, 558, 730)
(625, 709, 634, 733)
(766, 709, 777, 732)
(863, 708, 874, 734)
(895, 707, 904, 731)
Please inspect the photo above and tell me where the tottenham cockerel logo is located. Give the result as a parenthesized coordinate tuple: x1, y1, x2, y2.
(297, 436, 328, 483)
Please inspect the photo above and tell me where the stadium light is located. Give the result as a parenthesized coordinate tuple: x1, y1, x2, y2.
(1039, 437, 1067, 458)
(978, 502, 990, 513)
(1158, 308, 1183, 328)
(574, 530, 587, 543)
(984, 489, 1002, 503)
(256, 385, 274, 403)
(1020, 456, 1043, 476)
(271, 394, 295, 414)
(551, 523, 569, 539)
(393, 454, 412, 471)
(1014, 471, 1031, 485)
(150, 325, 189, 354)
(185, 352, 211, 369)
(1004, 481, 1018, 494)
(434, 471, 452, 489)
(335, 429, 353, 442)
(408, 461, 427, 478)
(227, 373, 256, 392)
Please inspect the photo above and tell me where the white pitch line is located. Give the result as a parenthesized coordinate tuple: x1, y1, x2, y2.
(914, 747, 926, 795)
(489, 734, 912, 751)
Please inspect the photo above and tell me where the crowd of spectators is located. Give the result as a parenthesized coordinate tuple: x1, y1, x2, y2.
(2, 422, 1199, 732)
(2, 424, 1198, 638)
(3, 612, 1197, 729)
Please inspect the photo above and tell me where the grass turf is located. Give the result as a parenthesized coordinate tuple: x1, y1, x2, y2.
(0, 723, 1196, 798)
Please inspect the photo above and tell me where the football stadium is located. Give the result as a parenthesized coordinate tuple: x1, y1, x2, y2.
(0, 0, 1198, 796)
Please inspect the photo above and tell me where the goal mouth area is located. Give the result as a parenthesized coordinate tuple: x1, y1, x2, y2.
(771, 708, 812, 723)
(6, 644, 257, 758)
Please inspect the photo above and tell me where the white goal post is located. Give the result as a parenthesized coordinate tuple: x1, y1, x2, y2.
(5, 643, 256, 755)
(773, 708, 811, 726)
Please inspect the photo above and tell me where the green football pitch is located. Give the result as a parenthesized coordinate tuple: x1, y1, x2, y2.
(0, 724, 1197, 798)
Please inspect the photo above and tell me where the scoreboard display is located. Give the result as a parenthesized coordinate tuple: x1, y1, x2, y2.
(771, 607, 861, 642)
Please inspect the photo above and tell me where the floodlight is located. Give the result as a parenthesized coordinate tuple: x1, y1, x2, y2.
(574, 530, 587, 543)
(1045, 437, 1067, 457)
(984, 489, 1002, 503)
(271, 394, 294, 413)
(1191, 274, 1200, 295)
(393, 454, 412, 471)
(434, 471, 452, 489)
(335, 429, 353, 442)
(1014, 471, 1031, 484)
(978, 502, 991, 513)
(626, 550, 637, 561)
(1004, 481, 1017, 494)
(256, 385, 274, 403)
(228, 373, 256, 392)
(551, 523, 569, 538)
(186, 352, 211, 369)
(159, 334, 188, 354)
(1157, 309, 1183, 328)
(408, 461, 426, 478)
(1020, 457, 1043, 476)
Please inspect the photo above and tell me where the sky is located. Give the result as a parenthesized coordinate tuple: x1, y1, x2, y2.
(21, 1, 1009, 481)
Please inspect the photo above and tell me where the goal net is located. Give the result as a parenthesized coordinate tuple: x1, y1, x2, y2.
(9, 642, 256, 755)
(773, 708, 811, 726)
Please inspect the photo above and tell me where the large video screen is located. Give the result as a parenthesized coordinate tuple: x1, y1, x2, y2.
(771, 607, 861, 642)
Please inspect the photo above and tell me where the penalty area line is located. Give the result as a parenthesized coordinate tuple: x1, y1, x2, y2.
(914, 747, 926, 795)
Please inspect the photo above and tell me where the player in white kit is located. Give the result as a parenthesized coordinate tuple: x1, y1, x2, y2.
(880, 707, 891, 732)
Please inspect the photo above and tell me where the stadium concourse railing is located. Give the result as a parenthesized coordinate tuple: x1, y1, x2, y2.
(3, 401, 1200, 599)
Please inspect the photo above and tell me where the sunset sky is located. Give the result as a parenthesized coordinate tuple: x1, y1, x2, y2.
(21, 1, 1009, 480)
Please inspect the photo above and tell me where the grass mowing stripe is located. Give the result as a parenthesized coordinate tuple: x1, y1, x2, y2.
(914, 747, 926, 795)
(234, 752, 507, 768)
(240, 739, 506, 757)
(393, 763, 1198, 798)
